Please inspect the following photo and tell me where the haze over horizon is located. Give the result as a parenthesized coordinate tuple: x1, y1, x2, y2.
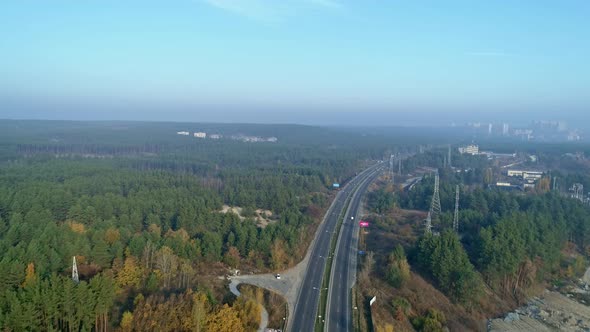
(1, 1, 589, 125)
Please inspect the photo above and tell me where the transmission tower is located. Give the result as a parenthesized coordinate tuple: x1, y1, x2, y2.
(430, 173, 442, 219)
(72, 256, 79, 283)
(448, 145, 452, 168)
(389, 154, 394, 182)
(425, 173, 442, 234)
(425, 212, 432, 234)
(453, 185, 460, 233)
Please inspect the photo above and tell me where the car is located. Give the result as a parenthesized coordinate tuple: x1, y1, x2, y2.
(275, 274, 281, 279)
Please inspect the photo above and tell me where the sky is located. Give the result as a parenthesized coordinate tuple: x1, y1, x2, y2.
(1, 0, 589, 125)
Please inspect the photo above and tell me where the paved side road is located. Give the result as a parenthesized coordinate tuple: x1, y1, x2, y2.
(228, 284, 269, 332)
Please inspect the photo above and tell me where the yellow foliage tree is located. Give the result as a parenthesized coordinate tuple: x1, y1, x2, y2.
(270, 239, 287, 270)
(536, 176, 551, 193)
(190, 292, 210, 332)
(67, 221, 86, 234)
(206, 304, 245, 332)
(376, 324, 395, 332)
(116, 256, 143, 289)
(234, 298, 261, 331)
(22, 262, 37, 288)
(104, 227, 121, 244)
(120, 311, 133, 332)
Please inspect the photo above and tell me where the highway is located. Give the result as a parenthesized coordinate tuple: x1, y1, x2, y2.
(325, 165, 384, 332)
(290, 162, 385, 332)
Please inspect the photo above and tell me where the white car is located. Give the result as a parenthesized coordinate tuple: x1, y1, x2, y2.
(275, 274, 281, 279)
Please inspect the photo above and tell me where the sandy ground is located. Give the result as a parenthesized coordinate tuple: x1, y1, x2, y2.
(219, 205, 275, 228)
(489, 289, 590, 331)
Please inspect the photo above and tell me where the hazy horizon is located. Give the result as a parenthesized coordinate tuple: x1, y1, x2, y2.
(1, 1, 589, 126)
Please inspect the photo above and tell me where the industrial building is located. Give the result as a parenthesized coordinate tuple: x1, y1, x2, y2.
(506, 169, 544, 181)
(458, 144, 479, 155)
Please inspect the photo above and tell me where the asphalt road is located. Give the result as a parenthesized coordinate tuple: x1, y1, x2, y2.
(325, 165, 384, 332)
(290, 162, 384, 332)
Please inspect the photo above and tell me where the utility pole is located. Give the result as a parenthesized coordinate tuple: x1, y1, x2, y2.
(72, 256, 79, 283)
(453, 185, 460, 233)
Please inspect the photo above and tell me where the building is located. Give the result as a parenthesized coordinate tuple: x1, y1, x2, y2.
(568, 132, 581, 141)
(502, 123, 510, 136)
(506, 169, 544, 181)
(193, 132, 207, 138)
(176, 131, 190, 136)
(458, 144, 479, 155)
(209, 134, 222, 139)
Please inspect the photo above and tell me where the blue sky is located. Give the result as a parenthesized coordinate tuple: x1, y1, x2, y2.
(1, 1, 589, 124)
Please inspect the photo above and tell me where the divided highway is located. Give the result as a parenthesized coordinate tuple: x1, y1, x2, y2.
(290, 162, 384, 332)
(325, 164, 384, 332)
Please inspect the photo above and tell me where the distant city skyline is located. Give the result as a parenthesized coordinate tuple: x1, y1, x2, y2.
(1, 1, 589, 124)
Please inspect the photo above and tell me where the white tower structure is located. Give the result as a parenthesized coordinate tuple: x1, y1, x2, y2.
(425, 173, 442, 234)
(430, 173, 442, 219)
(72, 256, 79, 283)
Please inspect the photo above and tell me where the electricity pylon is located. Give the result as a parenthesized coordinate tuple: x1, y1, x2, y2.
(425, 173, 442, 234)
(389, 154, 394, 182)
(425, 212, 432, 234)
(453, 185, 460, 233)
(430, 173, 442, 219)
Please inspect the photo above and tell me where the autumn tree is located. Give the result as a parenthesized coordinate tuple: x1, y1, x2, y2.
(116, 256, 143, 289)
(270, 239, 288, 270)
(205, 304, 245, 332)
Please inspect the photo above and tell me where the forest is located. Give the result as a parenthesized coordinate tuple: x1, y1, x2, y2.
(370, 167, 590, 307)
(0, 120, 398, 331)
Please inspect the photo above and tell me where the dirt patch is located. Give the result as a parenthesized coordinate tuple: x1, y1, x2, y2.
(489, 290, 590, 331)
(219, 205, 275, 228)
